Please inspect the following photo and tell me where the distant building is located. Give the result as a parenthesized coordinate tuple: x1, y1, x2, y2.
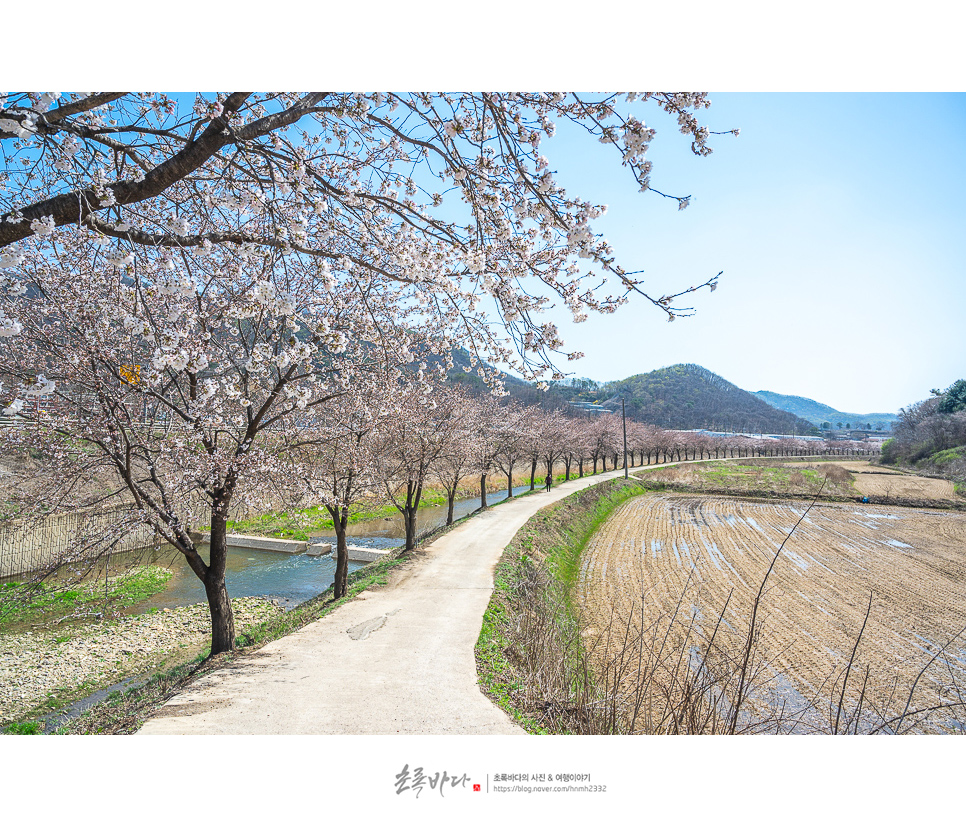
(848, 429, 892, 441)
(570, 402, 615, 415)
(676, 429, 821, 442)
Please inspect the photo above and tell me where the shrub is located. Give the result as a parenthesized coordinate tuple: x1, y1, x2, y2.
(880, 438, 897, 465)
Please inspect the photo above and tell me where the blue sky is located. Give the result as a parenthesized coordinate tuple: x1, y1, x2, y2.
(539, 92, 966, 414)
(7, 91, 959, 416)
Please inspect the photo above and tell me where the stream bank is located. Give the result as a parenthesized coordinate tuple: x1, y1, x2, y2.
(0, 596, 279, 725)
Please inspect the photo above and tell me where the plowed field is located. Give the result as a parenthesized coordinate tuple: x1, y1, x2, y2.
(576, 494, 966, 732)
(784, 460, 956, 501)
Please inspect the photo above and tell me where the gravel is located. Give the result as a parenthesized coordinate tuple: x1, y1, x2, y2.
(0, 597, 280, 722)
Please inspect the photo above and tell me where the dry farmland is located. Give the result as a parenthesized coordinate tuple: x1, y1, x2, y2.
(783, 459, 957, 502)
(576, 493, 966, 732)
(639, 458, 961, 505)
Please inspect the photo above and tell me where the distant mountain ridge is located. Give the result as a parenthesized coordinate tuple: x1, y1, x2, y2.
(443, 353, 886, 435)
(752, 391, 897, 429)
(598, 364, 818, 435)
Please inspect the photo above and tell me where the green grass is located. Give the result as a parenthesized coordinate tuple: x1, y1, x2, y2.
(0, 566, 172, 630)
(221, 488, 455, 540)
(225, 504, 332, 540)
(476, 558, 550, 735)
(928, 446, 965, 466)
(475, 478, 668, 733)
(3, 721, 42, 734)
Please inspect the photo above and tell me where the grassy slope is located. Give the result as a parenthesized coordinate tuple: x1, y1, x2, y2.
(476, 478, 665, 732)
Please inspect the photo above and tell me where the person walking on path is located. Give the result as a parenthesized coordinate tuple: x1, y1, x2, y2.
(545, 473, 552, 492)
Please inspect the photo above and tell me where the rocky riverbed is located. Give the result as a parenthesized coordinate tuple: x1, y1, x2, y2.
(0, 597, 280, 723)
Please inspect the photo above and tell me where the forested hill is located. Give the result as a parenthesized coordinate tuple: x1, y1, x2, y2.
(443, 347, 531, 392)
(601, 364, 818, 435)
(752, 390, 897, 430)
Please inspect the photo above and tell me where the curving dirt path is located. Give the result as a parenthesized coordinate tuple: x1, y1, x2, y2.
(137, 467, 643, 735)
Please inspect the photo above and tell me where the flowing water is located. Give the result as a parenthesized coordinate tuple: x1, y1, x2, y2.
(23, 487, 519, 733)
(117, 488, 512, 613)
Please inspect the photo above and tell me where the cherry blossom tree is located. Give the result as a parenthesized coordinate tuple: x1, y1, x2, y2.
(1, 91, 729, 381)
(464, 393, 504, 510)
(539, 409, 571, 486)
(427, 386, 481, 525)
(491, 403, 535, 500)
(560, 414, 589, 480)
(306, 386, 389, 599)
(587, 412, 622, 473)
(371, 382, 462, 552)
(0, 237, 420, 652)
(625, 420, 650, 467)
(1, 91, 732, 655)
(521, 415, 545, 491)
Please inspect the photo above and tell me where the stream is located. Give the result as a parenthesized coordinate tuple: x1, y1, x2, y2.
(120, 487, 514, 613)
(19, 486, 520, 733)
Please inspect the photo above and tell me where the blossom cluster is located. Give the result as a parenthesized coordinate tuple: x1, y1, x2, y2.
(0, 92, 734, 571)
(0, 92, 730, 384)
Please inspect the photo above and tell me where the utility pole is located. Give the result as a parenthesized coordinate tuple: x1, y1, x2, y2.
(622, 396, 628, 479)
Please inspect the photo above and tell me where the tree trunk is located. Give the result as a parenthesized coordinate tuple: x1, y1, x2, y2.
(446, 477, 458, 526)
(480, 472, 488, 509)
(333, 510, 350, 599)
(205, 512, 236, 655)
(530, 457, 537, 491)
(506, 465, 513, 500)
(404, 505, 417, 551)
(565, 458, 571, 481)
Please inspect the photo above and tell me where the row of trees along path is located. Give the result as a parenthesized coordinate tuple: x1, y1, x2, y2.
(136, 464, 670, 734)
(0, 92, 869, 656)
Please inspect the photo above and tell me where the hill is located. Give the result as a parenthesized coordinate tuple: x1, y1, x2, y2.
(597, 365, 818, 435)
(443, 347, 533, 393)
(881, 380, 966, 484)
(443, 355, 832, 435)
(752, 391, 897, 430)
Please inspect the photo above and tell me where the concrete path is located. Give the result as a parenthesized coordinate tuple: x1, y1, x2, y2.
(137, 468, 641, 735)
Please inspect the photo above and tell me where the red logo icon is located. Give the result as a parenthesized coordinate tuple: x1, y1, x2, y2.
(473, 784, 481, 792)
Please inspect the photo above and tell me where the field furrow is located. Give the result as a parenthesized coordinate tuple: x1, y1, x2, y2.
(576, 494, 966, 732)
